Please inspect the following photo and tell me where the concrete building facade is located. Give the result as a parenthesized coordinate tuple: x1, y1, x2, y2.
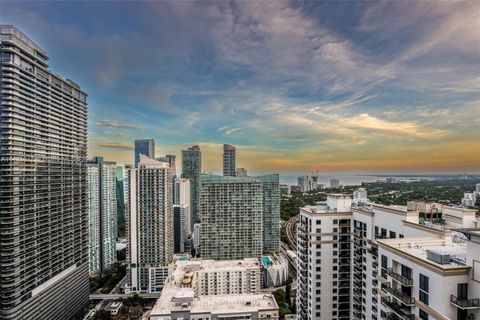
(149, 258, 278, 320)
(0, 25, 89, 319)
(86, 157, 117, 274)
(223, 144, 236, 177)
(199, 174, 264, 260)
(181, 145, 201, 224)
(125, 155, 174, 293)
(296, 195, 480, 320)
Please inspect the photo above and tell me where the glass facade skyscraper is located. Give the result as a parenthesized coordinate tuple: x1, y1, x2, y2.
(223, 144, 236, 177)
(0, 25, 89, 319)
(134, 139, 155, 166)
(257, 174, 280, 253)
(181, 145, 201, 224)
(199, 174, 264, 260)
(86, 157, 117, 274)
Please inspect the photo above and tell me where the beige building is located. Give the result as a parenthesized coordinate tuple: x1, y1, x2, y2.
(149, 258, 278, 320)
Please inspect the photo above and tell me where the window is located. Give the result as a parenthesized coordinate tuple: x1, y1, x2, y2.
(419, 310, 429, 320)
(381, 228, 387, 237)
(381, 255, 388, 269)
(457, 283, 468, 299)
(316, 220, 321, 225)
(402, 265, 412, 280)
(419, 291, 428, 304)
(1, 52, 12, 62)
(333, 219, 338, 224)
(419, 274, 429, 292)
(389, 231, 396, 238)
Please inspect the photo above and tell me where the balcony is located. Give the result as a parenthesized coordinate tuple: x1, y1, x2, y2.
(382, 284, 415, 306)
(450, 295, 480, 309)
(381, 297, 415, 320)
(387, 268, 413, 286)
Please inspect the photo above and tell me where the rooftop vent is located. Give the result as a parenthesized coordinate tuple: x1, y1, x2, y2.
(426, 250, 450, 265)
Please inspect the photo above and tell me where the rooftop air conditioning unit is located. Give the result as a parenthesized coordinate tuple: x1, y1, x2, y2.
(426, 250, 450, 265)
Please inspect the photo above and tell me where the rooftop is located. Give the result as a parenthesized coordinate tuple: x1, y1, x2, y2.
(300, 205, 351, 215)
(150, 283, 278, 316)
(378, 237, 468, 270)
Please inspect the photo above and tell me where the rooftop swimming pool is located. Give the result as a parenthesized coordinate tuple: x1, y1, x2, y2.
(261, 256, 271, 266)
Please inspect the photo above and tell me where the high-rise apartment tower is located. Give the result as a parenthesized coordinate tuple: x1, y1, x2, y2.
(125, 155, 174, 293)
(181, 145, 201, 224)
(86, 157, 117, 274)
(223, 144, 236, 177)
(0, 25, 89, 319)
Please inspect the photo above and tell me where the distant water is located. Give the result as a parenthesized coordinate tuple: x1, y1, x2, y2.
(280, 174, 389, 186)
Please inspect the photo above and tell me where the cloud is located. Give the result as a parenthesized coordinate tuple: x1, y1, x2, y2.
(218, 126, 241, 135)
(95, 141, 133, 150)
(95, 120, 142, 129)
(225, 127, 241, 135)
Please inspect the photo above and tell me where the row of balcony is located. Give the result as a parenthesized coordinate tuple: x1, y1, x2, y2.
(451, 295, 480, 310)
(386, 268, 413, 286)
(382, 284, 415, 306)
(381, 297, 415, 320)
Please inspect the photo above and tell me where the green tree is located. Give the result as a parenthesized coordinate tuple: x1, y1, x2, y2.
(95, 309, 111, 320)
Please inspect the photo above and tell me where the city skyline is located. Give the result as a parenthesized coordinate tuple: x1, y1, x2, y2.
(1, 2, 479, 175)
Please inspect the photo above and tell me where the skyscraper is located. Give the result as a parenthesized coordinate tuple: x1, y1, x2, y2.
(223, 144, 236, 177)
(157, 154, 176, 176)
(199, 174, 263, 260)
(134, 139, 155, 166)
(181, 145, 201, 224)
(330, 177, 340, 188)
(0, 25, 89, 319)
(297, 175, 310, 192)
(257, 174, 281, 253)
(86, 157, 117, 274)
(173, 178, 191, 253)
(125, 155, 174, 293)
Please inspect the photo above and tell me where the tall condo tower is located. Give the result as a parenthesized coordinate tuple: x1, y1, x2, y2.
(173, 178, 191, 253)
(0, 25, 89, 319)
(86, 157, 118, 274)
(257, 174, 281, 253)
(124, 155, 174, 293)
(181, 145, 202, 224)
(134, 139, 155, 166)
(199, 174, 263, 260)
(223, 144, 236, 176)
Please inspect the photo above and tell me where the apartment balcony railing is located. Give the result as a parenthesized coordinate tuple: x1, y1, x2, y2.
(450, 295, 480, 309)
(381, 297, 415, 320)
(382, 284, 415, 306)
(387, 268, 413, 286)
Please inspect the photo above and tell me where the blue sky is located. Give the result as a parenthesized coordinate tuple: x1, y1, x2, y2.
(2, 1, 480, 174)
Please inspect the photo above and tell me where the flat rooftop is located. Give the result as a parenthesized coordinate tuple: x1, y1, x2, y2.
(175, 258, 259, 272)
(300, 205, 352, 214)
(150, 283, 277, 316)
(378, 237, 468, 269)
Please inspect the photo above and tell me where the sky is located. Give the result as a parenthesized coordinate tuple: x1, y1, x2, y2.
(2, 1, 480, 174)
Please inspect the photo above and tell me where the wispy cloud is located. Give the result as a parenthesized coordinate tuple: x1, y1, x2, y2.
(95, 120, 142, 129)
(4, 1, 479, 172)
(95, 141, 133, 150)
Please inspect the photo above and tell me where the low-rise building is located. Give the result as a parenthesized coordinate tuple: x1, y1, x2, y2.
(260, 254, 289, 287)
(175, 258, 261, 295)
(149, 258, 278, 320)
